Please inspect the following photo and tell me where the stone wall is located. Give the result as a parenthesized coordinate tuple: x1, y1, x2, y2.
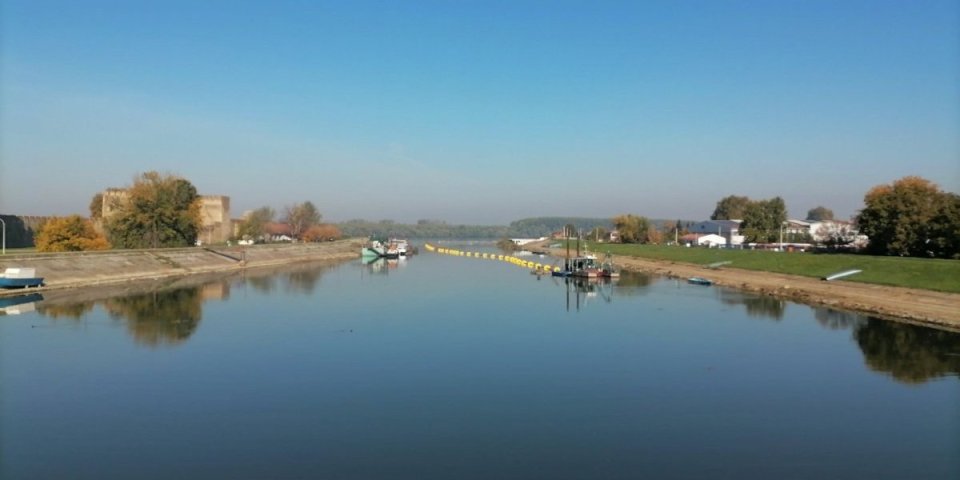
(0, 214, 55, 248)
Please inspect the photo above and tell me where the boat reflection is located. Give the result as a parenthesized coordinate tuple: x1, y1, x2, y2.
(361, 257, 403, 276)
(0, 293, 44, 316)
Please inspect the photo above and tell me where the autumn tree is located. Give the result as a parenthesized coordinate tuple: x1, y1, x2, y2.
(302, 224, 342, 242)
(612, 214, 652, 244)
(237, 206, 275, 241)
(806, 206, 834, 221)
(857, 176, 960, 258)
(35, 215, 111, 252)
(284, 201, 321, 240)
(104, 172, 201, 249)
(710, 195, 751, 220)
(740, 197, 787, 243)
(89, 193, 104, 220)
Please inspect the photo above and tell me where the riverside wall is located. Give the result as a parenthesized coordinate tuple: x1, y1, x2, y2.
(0, 239, 363, 295)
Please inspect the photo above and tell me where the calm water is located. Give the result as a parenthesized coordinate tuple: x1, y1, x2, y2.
(2, 247, 958, 479)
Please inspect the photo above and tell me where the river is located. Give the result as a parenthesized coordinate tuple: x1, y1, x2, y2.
(2, 245, 958, 479)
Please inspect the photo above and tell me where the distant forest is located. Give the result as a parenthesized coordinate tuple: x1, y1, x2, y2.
(336, 217, 680, 239)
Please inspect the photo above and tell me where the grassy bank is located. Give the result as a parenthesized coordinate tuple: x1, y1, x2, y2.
(582, 242, 960, 293)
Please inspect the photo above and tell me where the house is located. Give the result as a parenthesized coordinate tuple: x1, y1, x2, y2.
(689, 220, 744, 246)
(263, 222, 294, 242)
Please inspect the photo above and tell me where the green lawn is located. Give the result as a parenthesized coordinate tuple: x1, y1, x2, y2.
(581, 242, 960, 293)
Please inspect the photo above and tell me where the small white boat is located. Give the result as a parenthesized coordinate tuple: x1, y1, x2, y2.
(0, 268, 44, 289)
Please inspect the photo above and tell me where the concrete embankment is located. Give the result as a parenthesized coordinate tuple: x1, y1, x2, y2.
(0, 239, 363, 295)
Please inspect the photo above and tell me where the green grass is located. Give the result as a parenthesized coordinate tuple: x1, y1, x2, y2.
(581, 242, 960, 293)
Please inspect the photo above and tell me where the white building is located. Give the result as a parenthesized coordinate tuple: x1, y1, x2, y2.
(689, 220, 744, 246)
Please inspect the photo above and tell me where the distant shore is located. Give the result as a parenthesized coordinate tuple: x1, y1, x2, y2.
(0, 239, 363, 296)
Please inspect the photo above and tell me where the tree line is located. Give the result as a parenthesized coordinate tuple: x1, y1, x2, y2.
(611, 175, 959, 259)
(33, 172, 340, 252)
(28, 173, 960, 260)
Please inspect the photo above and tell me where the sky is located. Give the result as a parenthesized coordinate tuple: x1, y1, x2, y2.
(1, 0, 958, 224)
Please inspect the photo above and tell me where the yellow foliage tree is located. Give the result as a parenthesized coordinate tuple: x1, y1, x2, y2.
(35, 215, 111, 252)
(302, 224, 342, 242)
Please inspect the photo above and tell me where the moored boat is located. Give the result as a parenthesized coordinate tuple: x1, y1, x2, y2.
(687, 277, 713, 286)
(0, 268, 44, 289)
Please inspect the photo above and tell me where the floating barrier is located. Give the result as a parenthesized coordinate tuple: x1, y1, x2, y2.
(424, 243, 560, 273)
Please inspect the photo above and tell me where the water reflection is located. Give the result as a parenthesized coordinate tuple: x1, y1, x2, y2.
(104, 287, 204, 347)
(36, 300, 94, 319)
(29, 261, 335, 347)
(361, 257, 401, 276)
(0, 293, 44, 316)
(812, 307, 866, 330)
(854, 318, 960, 384)
(612, 271, 654, 296)
(715, 289, 786, 320)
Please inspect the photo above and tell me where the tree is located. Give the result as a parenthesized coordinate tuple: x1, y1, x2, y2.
(587, 226, 609, 242)
(815, 222, 856, 249)
(857, 176, 960, 258)
(104, 172, 201, 249)
(711, 195, 751, 220)
(302, 224, 342, 242)
(237, 206, 275, 241)
(89, 193, 104, 220)
(806, 206, 834, 221)
(740, 197, 787, 243)
(35, 215, 111, 252)
(284, 201, 321, 240)
(612, 214, 652, 244)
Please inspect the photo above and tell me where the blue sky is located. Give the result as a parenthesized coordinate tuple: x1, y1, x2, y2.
(1, 0, 957, 224)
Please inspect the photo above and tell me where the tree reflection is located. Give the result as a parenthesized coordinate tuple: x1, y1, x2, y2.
(715, 290, 786, 320)
(103, 287, 203, 347)
(853, 318, 960, 384)
(36, 301, 94, 320)
(813, 307, 866, 330)
(245, 275, 277, 293)
(612, 271, 653, 297)
(286, 268, 325, 294)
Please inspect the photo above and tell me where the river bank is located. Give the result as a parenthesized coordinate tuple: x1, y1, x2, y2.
(611, 254, 960, 330)
(0, 239, 363, 296)
(529, 242, 960, 330)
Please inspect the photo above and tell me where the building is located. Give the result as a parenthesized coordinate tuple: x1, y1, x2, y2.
(680, 233, 728, 248)
(689, 220, 744, 246)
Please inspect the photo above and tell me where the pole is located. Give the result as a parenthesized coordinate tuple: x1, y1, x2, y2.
(779, 222, 784, 250)
(0, 217, 5, 255)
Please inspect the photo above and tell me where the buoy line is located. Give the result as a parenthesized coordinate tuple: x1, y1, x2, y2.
(423, 243, 560, 273)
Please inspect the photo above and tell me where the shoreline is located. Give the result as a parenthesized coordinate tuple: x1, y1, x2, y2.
(529, 241, 960, 330)
(0, 239, 363, 296)
(611, 252, 960, 330)
(5, 238, 959, 330)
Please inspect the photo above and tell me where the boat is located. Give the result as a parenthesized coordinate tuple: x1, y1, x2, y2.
(0, 268, 44, 289)
(687, 277, 713, 286)
(599, 253, 620, 278)
(570, 254, 602, 278)
(361, 241, 385, 259)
